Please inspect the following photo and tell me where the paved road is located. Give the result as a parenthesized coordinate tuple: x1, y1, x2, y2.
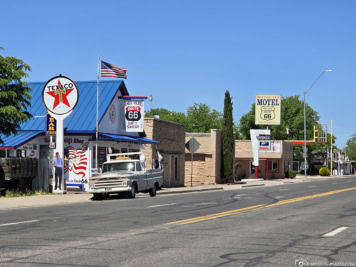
(1, 177, 356, 267)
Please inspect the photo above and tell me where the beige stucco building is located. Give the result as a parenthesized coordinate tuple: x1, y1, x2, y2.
(235, 140, 293, 179)
(144, 118, 185, 187)
(185, 129, 222, 186)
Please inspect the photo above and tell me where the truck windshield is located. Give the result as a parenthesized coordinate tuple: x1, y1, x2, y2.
(102, 162, 135, 173)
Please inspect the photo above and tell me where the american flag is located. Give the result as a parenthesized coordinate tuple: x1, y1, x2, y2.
(100, 60, 127, 79)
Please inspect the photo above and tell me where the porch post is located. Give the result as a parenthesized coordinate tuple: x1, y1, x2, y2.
(255, 165, 258, 178)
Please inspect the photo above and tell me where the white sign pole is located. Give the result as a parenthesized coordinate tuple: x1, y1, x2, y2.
(250, 129, 270, 179)
(54, 115, 64, 193)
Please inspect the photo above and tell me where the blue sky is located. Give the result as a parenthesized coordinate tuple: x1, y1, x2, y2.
(2, 0, 355, 148)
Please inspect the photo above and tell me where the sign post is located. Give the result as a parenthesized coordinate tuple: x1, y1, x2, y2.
(185, 137, 200, 187)
(42, 75, 79, 193)
(253, 95, 281, 179)
(250, 129, 271, 179)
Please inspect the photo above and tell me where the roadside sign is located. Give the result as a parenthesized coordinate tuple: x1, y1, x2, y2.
(42, 75, 79, 116)
(185, 137, 200, 153)
(259, 141, 271, 150)
(46, 113, 57, 136)
(186, 137, 201, 187)
(42, 75, 79, 194)
(125, 100, 144, 132)
(255, 95, 281, 125)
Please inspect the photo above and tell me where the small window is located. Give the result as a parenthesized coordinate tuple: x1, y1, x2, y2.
(268, 160, 279, 172)
(136, 162, 142, 171)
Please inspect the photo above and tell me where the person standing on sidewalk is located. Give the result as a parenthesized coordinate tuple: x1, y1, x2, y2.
(54, 152, 64, 191)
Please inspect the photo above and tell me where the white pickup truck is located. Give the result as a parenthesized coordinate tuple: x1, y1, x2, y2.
(89, 152, 163, 200)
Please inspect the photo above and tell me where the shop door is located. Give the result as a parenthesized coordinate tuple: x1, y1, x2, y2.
(249, 161, 255, 178)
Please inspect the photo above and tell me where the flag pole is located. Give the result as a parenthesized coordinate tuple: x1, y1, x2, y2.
(96, 56, 100, 169)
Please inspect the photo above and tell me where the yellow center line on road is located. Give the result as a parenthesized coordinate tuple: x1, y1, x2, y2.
(166, 204, 267, 225)
(167, 187, 356, 225)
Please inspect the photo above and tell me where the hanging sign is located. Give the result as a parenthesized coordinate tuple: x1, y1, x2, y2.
(255, 95, 281, 125)
(42, 75, 79, 116)
(125, 100, 144, 132)
(46, 113, 57, 136)
(257, 135, 271, 150)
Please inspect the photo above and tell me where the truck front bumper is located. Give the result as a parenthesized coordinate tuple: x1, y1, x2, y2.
(89, 186, 131, 193)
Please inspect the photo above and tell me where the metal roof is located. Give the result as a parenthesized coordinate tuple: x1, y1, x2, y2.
(94, 133, 159, 144)
(0, 130, 42, 150)
(20, 80, 128, 132)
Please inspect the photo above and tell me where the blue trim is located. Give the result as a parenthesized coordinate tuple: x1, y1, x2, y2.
(88, 133, 159, 144)
(65, 130, 94, 134)
(0, 130, 44, 149)
(118, 96, 147, 100)
(66, 183, 84, 191)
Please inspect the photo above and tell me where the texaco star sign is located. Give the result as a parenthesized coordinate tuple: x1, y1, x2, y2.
(42, 76, 79, 116)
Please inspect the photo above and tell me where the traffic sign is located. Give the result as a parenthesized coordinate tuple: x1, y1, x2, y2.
(185, 137, 200, 153)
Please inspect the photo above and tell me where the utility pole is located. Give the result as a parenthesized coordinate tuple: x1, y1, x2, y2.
(330, 119, 333, 176)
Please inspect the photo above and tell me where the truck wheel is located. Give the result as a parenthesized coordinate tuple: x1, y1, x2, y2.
(128, 184, 136, 199)
(149, 183, 157, 197)
(93, 193, 103, 200)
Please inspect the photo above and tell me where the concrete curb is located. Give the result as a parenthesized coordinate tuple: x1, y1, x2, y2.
(241, 184, 265, 188)
(158, 187, 224, 195)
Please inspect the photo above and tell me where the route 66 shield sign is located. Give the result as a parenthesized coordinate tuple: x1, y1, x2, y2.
(125, 100, 144, 132)
(260, 107, 276, 121)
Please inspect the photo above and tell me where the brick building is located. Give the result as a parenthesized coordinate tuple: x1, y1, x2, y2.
(235, 140, 293, 179)
(185, 129, 222, 186)
(144, 118, 185, 187)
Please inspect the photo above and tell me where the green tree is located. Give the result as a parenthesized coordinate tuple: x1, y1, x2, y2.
(222, 90, 234, 181)
(239, 95, 319, 141)
(145, 108, 187, 125)
(185, 103, 222, 132)
(145, 103, 223, 133)
(0, 48, 32, 144)
(345, 134, 356, 160)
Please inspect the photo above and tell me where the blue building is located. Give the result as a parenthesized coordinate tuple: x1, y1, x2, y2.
(0, 80, 158, 191)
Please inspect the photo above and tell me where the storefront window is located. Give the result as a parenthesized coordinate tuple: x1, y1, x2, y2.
(268, 160, 279, 172)
(92, 146, 107, 169)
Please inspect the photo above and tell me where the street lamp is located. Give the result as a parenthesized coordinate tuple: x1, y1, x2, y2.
(303, 69, 332, 178)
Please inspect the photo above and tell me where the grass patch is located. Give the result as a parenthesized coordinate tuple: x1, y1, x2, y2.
(0, 189, 52, 198)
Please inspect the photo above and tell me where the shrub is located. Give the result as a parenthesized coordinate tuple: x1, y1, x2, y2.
(288, 170, 297, 178)
(236, 169, 247, 180)
(0, 189, 49, 198)
(319, 167, 331, 176)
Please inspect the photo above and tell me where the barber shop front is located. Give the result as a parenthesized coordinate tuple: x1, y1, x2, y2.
(235, 140, 293, 179)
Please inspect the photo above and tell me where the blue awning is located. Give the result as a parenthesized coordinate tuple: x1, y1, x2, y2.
(0, 130, 43, 149)
(90, 133, 159, 144)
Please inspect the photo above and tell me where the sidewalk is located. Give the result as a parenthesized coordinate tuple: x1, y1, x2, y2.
(0, 175, 354, 210)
